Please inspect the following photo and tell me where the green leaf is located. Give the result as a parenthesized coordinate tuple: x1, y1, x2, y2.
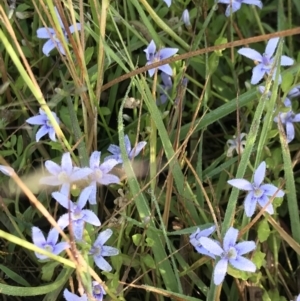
(252, 250, 266, 269)
(281, 72, 294, 93)
(101, 106, 111, 116)
(142, 254, 155, 268)
(41, 261, 59, 282)
(84, 47, 94, 66)
(17, 135, 23, 156)
(257, 219, 271, 242)
(0, 264, 30, 287)
(132, 233, 143, 247)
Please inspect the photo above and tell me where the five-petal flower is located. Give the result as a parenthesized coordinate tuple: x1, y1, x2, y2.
(189, 225, 216, 258)
(227, 161, 285, 217)
(32, 226, 69, 260)
(87, 151, 120, 204)
(37, 6, 81, 56)
(238, 38, 294, 85)
(217, 0, 263, 17)
(89, 229, 119, 272)
(199, 227, 256, 285)
(53, 186, 101, 240)
(144, 40, 178, 77)
(26, 108, 60, 142)
(40, 152, 92, 196)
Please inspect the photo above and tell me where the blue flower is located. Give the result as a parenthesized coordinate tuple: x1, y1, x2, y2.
(226, 133, 247, 157)
(274, 98, 300, 143)
(26, 108, 60, 142)
(189, 225, 216, 258)
(163, 0, 171, 7)
(63, 289, 87, 301)
(92, 281, 106, 301)
(89, 229, 119, 272)
(227, 161, 285, 217)
(217, 0, 263, 17)
(39, 152, 92, 196)
(144, 40, 178, 77)
(105, 135, 147, 165)
(36, 6, 81, 56)
(157, 72, 173, 105)
(53, 186, 101, 240)
(181, 9, 191, 28)
(0, 165, 14, 176)
(199, 227, 256, 285)
(287, 85, 300, 98)
(31, 227, 69, 260)
(87, 151, 120, 204)
(238, 38, 294, 85)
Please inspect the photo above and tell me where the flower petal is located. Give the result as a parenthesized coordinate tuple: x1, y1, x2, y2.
(260, 184, 284, 197)
(53, 242, 70, 255)
(0, 165, 14, 176)
(257, 195, 274, 214)
(47, 228, 59, 244)
(244, 192, 257, 217)
(94, 229, 113, 246)
(213, 258, 228, 285)
(235, 241, 256, 255)
(87, 182, 97, 205)
(253, 161, 266, 186)
(242, 0, 263, 8)
(286, 121, 295, 143)
(39, 176, 62, 186)
(37, 27, 55, 39)
(99, 159, 118, 174)
(90, 151, 100, 169)
(107, 144, 120, 156)
(57, 214, 70, 229)
(32, 227, 46, 247)
(280, 55, 294, 66)
(199, 237, 224, 256)
(102, 246, 119, 257)
(159, 48, 178, 60)
(35, 126, 49, 142)
(227, 179, 253, 191)
(98, 174, 120, 185)
(94, 255, 112, 272)
(52, 191, 70, 209)
(61, 153, 72, 175)
(265, 38, 279, 58)
(229, 256, 256, 272)
(251, 64, 265, 85)
(70, 167, 93, 182)
(44, 160, 61, 175)
(223, 227, 238, 251)
(238, 48, 262, 62)
(69, 23, 81, 34)
(77, 186, 92, 208)
(144, 40, 156, 61)
(26, 115, 46, 125)
(129, 141, 147, 159)
(82, 210, 101, 226)
(158, 64, 173, 76)
(42, 39, 56, 56)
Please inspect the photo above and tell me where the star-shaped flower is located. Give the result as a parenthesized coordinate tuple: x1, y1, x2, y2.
(189, 225, 216, 258)
(217, 0, 263, 17)
(87, 151, 120, 204)
(53, 186, 101, 240)
(226, 133, 247, 157)
(37, 6, 81, 56)
(105, 135, 147, 165)
(63, 289, 87, 301)
(238, 38, 294, 85)
(144, 40, 178, 77)
(199, 227, 256, 285)
(26, 108, 60, 142)
(40, 152, 92, 196)
(274, 98, 300, 143)
(32, 227, 69, 260)
(89, 229, 119, 272)
(227, 161, 285, 217)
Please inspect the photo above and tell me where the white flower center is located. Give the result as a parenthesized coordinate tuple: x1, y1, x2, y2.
(58, 171, 69, 183)
(253, 187, 263, 198)
(94, 169, 103, 181)
(227, 246, 237, 260)
(44, 244, 54, 253)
